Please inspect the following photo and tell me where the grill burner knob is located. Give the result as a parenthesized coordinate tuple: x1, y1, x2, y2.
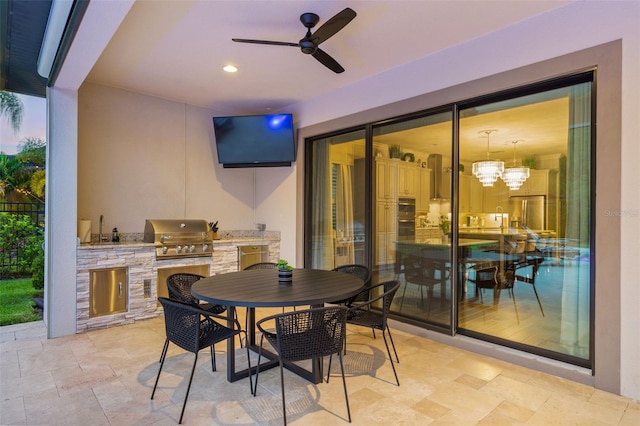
(162, 246, 168, 254)
(203, 244, 209, 251)
(176, 245, 182, 253)
(189, 245, 196, 253)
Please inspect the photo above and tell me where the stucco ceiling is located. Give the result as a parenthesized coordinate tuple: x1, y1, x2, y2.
(85, 0, 573, 116)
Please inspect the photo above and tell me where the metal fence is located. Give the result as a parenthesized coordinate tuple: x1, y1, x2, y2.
(0, 202, 45, 275)
(0, 201, 45, 227)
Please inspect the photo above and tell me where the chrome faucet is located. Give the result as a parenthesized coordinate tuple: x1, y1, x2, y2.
(99, 214, 104, 243)
(495, 206, 504, 230)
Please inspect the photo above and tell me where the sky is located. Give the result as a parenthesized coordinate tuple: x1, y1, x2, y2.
(0, 93, 47, 155)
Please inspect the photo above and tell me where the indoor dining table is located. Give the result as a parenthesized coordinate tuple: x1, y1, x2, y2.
(191, 268, 365, 384)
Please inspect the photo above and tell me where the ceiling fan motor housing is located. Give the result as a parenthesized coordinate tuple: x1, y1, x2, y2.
(299, 39, 317, 54)
(300, 13, 320, 28)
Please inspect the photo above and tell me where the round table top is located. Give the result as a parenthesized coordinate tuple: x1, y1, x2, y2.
(191, 268, 365, 308)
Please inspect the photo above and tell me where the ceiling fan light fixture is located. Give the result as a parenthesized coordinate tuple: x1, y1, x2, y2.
(473, 129, 504, 187)
(223, 65, 238, 73)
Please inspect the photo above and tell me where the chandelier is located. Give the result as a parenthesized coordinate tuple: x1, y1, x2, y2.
(472, 129, 504, 187)
(502, 140, 530, 190)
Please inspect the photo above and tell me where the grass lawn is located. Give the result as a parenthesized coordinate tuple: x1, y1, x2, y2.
(0, 278, 41, 326)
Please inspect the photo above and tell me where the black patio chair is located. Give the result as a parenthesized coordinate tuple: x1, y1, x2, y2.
(327, 264, 371, 307)
(254, 306, 351, 425)
(166, 272, 244, 345)
(243, 262, 277, 270)
(343, 280, 401, 386)
(151, 297, 251, 424)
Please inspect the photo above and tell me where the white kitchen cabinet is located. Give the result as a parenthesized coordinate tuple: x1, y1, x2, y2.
(375, 200, 396, 266)
(416, 168, 431, 212)
(482, 178, 509, 212)
(468, 177, 484, 213)
(459, 174, 470, 212)
(509, 169, 549, 196)
(397, 162, 418, 197)
(376, 159, 398, 200)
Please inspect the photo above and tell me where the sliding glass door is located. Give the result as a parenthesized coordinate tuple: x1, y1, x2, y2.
(305, 71, 594, 367)
(371, 111, 453, 329)
(457, 78, 593, 364)
(307, 129, 367, 270)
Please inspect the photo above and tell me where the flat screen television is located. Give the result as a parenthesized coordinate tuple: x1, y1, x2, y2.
(213, 113, 296, 168)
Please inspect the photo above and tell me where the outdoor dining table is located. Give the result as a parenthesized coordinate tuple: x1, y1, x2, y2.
(191, 268, 365, 384)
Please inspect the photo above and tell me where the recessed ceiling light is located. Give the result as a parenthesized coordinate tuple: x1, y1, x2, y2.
(223, 65, 238, 73)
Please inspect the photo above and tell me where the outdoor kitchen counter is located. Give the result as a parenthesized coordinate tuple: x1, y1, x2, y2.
(78, 241, 155, 249)
(75, 230, 282, 333)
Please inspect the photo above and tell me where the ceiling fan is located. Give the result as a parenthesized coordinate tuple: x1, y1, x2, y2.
(232, 7, 357, 73)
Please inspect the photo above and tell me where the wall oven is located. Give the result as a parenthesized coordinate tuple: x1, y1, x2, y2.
(397, 197, 416, 241)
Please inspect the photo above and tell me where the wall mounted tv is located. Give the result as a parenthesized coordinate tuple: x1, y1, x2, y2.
(213, 113, 296, 168)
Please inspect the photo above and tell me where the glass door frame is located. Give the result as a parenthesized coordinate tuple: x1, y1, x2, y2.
(303, 69, 596, 369)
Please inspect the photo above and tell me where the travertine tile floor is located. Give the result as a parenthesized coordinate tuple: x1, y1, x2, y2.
(1, 313, 638, 425)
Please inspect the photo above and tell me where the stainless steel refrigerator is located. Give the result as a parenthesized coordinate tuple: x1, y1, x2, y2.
(509, 195, 546, 230)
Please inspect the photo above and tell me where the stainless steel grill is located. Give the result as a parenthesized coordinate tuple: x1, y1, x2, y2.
(143, 219, 213, 259)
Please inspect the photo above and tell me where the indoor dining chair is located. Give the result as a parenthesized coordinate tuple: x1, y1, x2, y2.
(152, 297, 252, 424)
(253, 306, 351, 425)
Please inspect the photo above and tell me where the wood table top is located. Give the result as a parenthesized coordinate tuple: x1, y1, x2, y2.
(192, 268, 365, 308)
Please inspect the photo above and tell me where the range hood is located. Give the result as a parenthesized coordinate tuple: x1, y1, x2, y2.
(427, 154, 452, 199)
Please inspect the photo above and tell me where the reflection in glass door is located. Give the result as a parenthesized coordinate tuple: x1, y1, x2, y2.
(457, 80, 593, 364)
(304, 72, 594, 368)
(372, 111, 453, 329)
(307, 129, 367, 271)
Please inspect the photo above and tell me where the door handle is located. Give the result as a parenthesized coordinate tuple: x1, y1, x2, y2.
(118, 282, 122, 297)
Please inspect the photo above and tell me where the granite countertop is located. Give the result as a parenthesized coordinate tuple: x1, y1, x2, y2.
(78, 241, 155, 249)
(396, 238, 496, 247)
(78, 230, 280, 249)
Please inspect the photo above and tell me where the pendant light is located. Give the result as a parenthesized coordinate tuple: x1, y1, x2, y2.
(502, 140, 530, 190)
(472, 129, 504, 187)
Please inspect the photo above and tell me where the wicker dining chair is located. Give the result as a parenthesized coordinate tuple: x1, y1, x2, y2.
(327, 264, 372, 307)
(243, 262, 278, 270)
(152, 297, 251, 424)
(166, 273, 244, 345)
(343, 280, 401, 386)
(253, 306, 351, 425)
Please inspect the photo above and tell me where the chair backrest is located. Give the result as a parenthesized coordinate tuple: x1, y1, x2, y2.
(473, 266, 498, 290)
(332, 264, 371, 285)
(158, 297, 203, 354)
(166, 273, 205, 305)
(332, 264, 371, 303)
(350, 280, 400, 328)
(404, 255, 442, 284)
(243, 262, 277, 270)
(271, 306, 348, 362)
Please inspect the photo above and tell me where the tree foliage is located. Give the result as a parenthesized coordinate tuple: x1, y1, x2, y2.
(0, 137, 46, 202)
(0, 213, 44, 288)
(16, 137, 46, 166)
(0, 91, 24, 132)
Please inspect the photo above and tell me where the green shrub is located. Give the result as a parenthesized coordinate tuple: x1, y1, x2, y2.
(0, 213, 44, 282)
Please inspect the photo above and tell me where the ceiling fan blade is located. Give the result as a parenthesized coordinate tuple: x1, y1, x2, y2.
(232, 38, 299, 47)
(312, 48, 344, 73)
(311, 7, 356, 45)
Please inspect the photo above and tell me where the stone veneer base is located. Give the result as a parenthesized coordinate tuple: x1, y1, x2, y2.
(76, 230, 280, 333)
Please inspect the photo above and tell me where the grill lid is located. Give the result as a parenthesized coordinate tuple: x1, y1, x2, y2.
(143, 219, 211, 242)
(143, 219, 213, 259)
